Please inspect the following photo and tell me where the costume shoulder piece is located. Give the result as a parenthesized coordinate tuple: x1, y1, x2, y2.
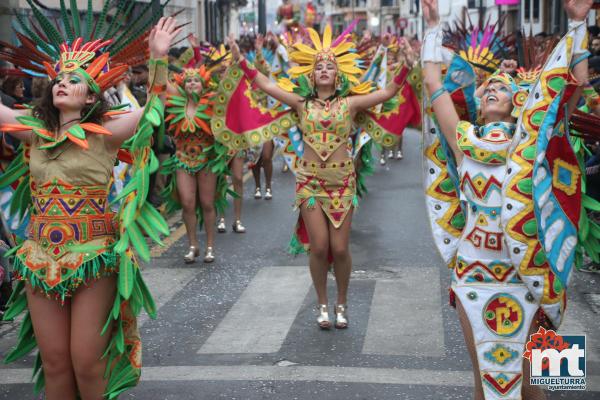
(502, 23, 587, 328)
(211, 64, 299, 150)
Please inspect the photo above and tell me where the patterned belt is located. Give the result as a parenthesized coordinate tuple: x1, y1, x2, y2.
(29, 180, 116, 258)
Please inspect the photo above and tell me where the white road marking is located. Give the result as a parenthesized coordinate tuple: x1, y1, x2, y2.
(198, 266, 311, 354)
(363, 267, 445, 357)
(1, 365, 599, 391)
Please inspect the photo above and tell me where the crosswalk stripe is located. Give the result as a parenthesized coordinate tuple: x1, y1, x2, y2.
(198, 266, 311, 354)
(362, 267, 445, 357)
(138, 266, 198, 326)
(2, 365, 600, 391)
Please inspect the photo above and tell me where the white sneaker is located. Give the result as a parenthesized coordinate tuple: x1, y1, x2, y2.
(387, 150, 394, 159)
(396, 150, 403, 160)
(254, 187, 262, 199)
(379, 156, 386, 165)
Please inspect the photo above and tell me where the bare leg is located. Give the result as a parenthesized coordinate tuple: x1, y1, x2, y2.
(522, 316, 547, 400)
(70, 275, 117, 400)
(252, 158, 262, 190)
(300, 204, 330, 305)
(176, 169, 199, 247)
(197, 170, 217, 248)
(328, 209, 353, 305)
(456, 298, 485, 400)
(26, 286, 77, 400)
(231, 156, 244, 221)
(262, 141, 274, 190)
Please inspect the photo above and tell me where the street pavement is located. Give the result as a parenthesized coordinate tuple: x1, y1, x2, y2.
(1, 129, 600, 399)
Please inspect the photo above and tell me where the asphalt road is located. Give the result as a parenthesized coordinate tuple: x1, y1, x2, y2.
(1, 129, 599, 399)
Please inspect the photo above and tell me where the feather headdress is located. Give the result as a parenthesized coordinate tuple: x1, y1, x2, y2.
(288, 24, 362, 84)
(0, 0, 169, 93)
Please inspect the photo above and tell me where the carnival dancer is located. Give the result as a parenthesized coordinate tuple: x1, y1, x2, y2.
(421, 0, 592, 398)
(160, 58, 231, 263)
(214, 26, 411, 329)
(250, 33, 291, 200)
(0, 2, 176, 398)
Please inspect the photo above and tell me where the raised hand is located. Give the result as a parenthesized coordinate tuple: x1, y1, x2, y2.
(564, 0, 593, 21)
(227, 34, 241, 62)
(187, 33, 200, 49)
(149, 17, 182, 59)
(422, 0, 440, 28)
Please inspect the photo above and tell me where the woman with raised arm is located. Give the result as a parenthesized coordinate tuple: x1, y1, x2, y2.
(0, 2, 177, 398)
(421, 0, 592, 398)
(213, 27, 410, 329)
(160, 38, 232, 263)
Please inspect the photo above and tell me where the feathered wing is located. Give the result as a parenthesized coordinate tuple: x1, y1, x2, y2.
(502, 29, 584, 328)
(423, 54, 477, 267)
(211, 65, 298, 150)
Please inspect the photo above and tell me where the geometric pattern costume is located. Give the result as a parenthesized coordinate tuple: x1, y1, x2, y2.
(423, 21, 590, 399)
(210, 25, 412, 253)
(0, 1, 169, 397)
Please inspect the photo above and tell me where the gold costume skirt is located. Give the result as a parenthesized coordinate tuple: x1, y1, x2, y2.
(294, 159, 357, 228)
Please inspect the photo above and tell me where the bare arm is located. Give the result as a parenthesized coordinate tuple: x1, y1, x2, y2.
(347, 81, 400, 116)
(0, 102, 32, 143)
(228, 36, 304, 113)
(422, 0, 461, 163)
(104, 16, 181, 149)
(564, 0, 593, 115)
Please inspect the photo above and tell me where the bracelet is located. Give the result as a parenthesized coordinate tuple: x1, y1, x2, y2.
(393, 65, 409, 86)
(240, 58, 258, 82)
(431, 87, 448, 103)
(148, 57, 168, 95)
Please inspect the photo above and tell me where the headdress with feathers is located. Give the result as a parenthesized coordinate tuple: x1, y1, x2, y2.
(0, 0, 171, 94)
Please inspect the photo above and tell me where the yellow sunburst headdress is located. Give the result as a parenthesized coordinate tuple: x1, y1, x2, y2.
(288, 24, 362, 84)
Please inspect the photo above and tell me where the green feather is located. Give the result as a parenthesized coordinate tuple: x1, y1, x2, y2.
(16, 115, 46, 128)
(128, 222, 150, 262)
(113, 230, 129, 254)
(84, 0, 93, 41)
(67, 124, 86, 140)
(141, 202, 169, 235)
(14, 12, 58, 58)
(137, 209, 164, 246)
(33, 369, 45, 395)
(109, 0, 167, 54)
(121, 194, 139, 228)
(70, 0, 81, 37)
(105, 0, 137, 40)
(5, 336, 36, 363)
(0, 159, 28, 189)
(137, 272, 157, 318)
(94, 0, 113, 39)
(25, 0, 63, 48)
(118, 256, 135, 299)
(59, 0, 74, 42)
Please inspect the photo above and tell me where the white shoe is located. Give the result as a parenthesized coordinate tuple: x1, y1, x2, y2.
(387, 150, 394, 159)
(379, 156, 386, 166)
(396, 150, 403, 160)
(254, 187, 262, 199)
(217, 217, 226, 233)
(264, 188, 272, 200)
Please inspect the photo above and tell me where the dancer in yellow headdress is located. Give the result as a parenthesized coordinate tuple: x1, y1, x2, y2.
(213, 25, 411, 329)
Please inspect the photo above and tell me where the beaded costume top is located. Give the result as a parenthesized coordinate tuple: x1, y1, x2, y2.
(300, 97, 353, 161)
(454, 121, 520, 286)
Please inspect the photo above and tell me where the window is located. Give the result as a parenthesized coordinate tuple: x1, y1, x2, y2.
(524, 0, 530, 20)
(533, 0, 540, 20)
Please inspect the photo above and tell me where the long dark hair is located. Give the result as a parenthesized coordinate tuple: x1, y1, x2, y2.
(32, 79, 110, 133)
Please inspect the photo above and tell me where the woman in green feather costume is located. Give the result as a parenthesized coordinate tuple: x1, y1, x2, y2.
(0, 2, 179, 398)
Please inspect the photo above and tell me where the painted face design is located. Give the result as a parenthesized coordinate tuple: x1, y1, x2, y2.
(52, 72, 93, 110)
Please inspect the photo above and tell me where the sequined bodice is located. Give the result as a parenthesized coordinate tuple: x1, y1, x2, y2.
(455, 121, 517, 281)
(300, 97, 353, 161)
